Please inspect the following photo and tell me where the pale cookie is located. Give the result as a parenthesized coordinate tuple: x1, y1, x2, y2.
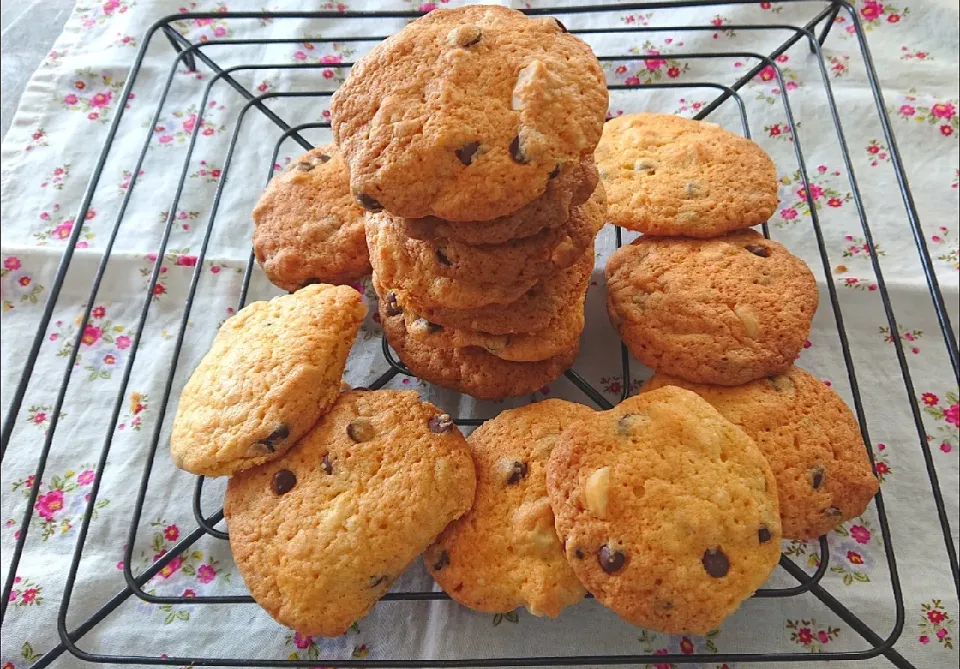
(606, 231, 818, 385)
(225, 390, 476, 637)
(331, 5, 608, 221)
(425, 400, 593, 616)
(642, 367, 879, 539)
(596, 113, 778, 237)
(400, 287, 586, 362)
(547, 387, 782, 635)
(253, 145, 370, 291)
(375, 243, 595, 336)
(402, 159, 600, 245)
(170, 284, 366, 477)
(381, 304, 577, 401)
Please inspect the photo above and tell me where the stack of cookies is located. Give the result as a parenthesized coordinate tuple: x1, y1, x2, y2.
(329, 5, 610, 400)
(598, 113, 879, 541)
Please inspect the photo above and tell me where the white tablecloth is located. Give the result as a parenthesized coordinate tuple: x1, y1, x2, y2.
(1, 1, 957, 667)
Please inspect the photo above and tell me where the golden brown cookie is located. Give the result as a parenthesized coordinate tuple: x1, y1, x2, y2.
(253, 145, 370, 291)
(402, 159, 600, 245)
(425, 400, 593, 616)
(596, 113, 778, 237)
(170, 284, 366, 477)
(605, 231, 818, 385)
(375, 243, 595, 335)
(380, 303, 577, 400)
(546, 387, 782, 635)
(367, 185, 605, 309)
(225, 390, 476, 637)
(641, 367, 879, 539)
(331, 5, 608, 221)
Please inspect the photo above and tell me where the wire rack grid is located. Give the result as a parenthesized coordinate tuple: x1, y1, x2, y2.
(1, 1, 958, 667)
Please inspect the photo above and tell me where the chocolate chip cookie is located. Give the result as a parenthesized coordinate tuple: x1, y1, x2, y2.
(642, 367, 879, 539)
(331, 4, 608, 221)
(596, 113, 778, 237)
(375, 243, 595, 335)
(225, 390, 476, 637)
(546, 386, 782, 634)
(367, 185, 605, 310)
(606, 231, 818, 385)
(425, 400, 593, 617)
(170, 284, 366, 477)
(380, 302, 577, 400)
(401, 159, 600, 245)
(253, 145, 370, 291)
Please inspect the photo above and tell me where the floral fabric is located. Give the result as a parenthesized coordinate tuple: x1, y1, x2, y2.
(0, 1, 958, 668)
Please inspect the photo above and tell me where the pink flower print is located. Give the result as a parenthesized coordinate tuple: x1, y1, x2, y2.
(17, 276, 31, 287)
(940, 125, 954, 137)
(827, 197, 843, 207)
(624, 76, 640, 86)
(785, 81, 799, 91)
(164, 524, 180, 541)
(77, 470, 95, 485)
(293, 50, 307, 61)
(81, 325, 103, 346)
(197, 564, 216, 583)
(115, 335, 131, 349)
(322, 69, 335, 79)
(20, 588, 38, 604)
(944, 403, 959, 427)
(321, 55, 342, 64)
(87, 112, 99, 120)
(202, 126, 215, 136)
(818, 630, 831, 644)
(758, 65, 776, 82)
(183, 588, 197, 598)
(899, 104, 915, 116)
(293, 631, 313, 649)
(875, 461, 891, 476)
(194, 18, 213, 26)
(182, 114, 197, 133)
(211, 169, 221, 178)
(667, 67, 681, 78)
(887, 13, 900, 22)
(652, 649, 671, 669)
(176, 255, 198, 267)
(154, 284, 167, 296)
(419, 3, 437, 12)
(210, 265, 221, 274)
(769, 125, 782, 136)
(615, 65, 627, 75)
(932, 235, 942, 243)
(158, 135, 173, 144)
(35, 489, 64, 520)
(776, 54, 789, 64)
(90, 91, 112, 108)
(25, 475, 35, 488)
(213, 26, 226, 37)
(941, 442, 953, 453)
(780, 207, 798, 220)
(104, 0, 119, 12)
(644, 51, 666, 71)
(92, 306, 106, 319)
(103, 354, 116, 365)
(937, 628, 949, 640)
(849, 524, 871, 544)
(32, 412, 47, 424)
(64, 93, 79, 105)
(3, 256, 21, 271)
(927, 609, 946, 624)
(867, 144, 880, 154)
(846, 550, 865, 565)
(797, 184, 824, 201)
(679, 637, 695, 654)
(919, 635, 930, 644)
(859, 1, 884, 21)
(159, 555, 184, 578)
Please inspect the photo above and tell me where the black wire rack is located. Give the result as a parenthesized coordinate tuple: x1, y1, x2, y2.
(1, 1, 958, 667)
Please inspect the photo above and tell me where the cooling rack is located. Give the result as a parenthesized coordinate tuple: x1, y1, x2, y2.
(1, 1, 957, 667)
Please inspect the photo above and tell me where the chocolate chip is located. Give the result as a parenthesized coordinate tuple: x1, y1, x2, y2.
(811, 466, 825, 489)
(321, 454, 334, 475)
(745, 245, 770, 257)
(347, 419, 375, 443)
(435, 248, 453, 266)
(271, 469, 297, 495)
(256, 424, 290, 452)
(548, 165, 561, 179)
(702, 548, 729, 578)
(574, 548, 585, 559)
(316, 153, 331, 163)
(598, 545, 626, 573)
(384, 291, 402, 317)
(506, 461, 528, 485)
(356, 193, 383, 212)
(432, 551, 450, 571)
(825, 506, 842, 517)
(554, 18, 568, 33)
(758, 527, 773, 543)
(509, 135, 528, 164)
(456, 142, 480, 165)
(429, 414, 454, 433)
(369, 575, 388, 588)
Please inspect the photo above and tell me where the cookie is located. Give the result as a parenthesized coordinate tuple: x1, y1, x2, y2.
(546, 386, 782, 635)
(170, 284, 366, 477)
(595, 113, 778, 237)
(253, 145, 370, 291)
(381, 304, 577, 400)
(400, 287, 586, 362)
(402, 158, 600, 245)
(330, 5, 608, 221)
(225, 390, 476, 637)
(425, 400, 593, 616)
(376, 243, 595, 335)
(641, 367, 879, 539)
(367, 185, 605, 310)
(606, 231, 818, 385)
